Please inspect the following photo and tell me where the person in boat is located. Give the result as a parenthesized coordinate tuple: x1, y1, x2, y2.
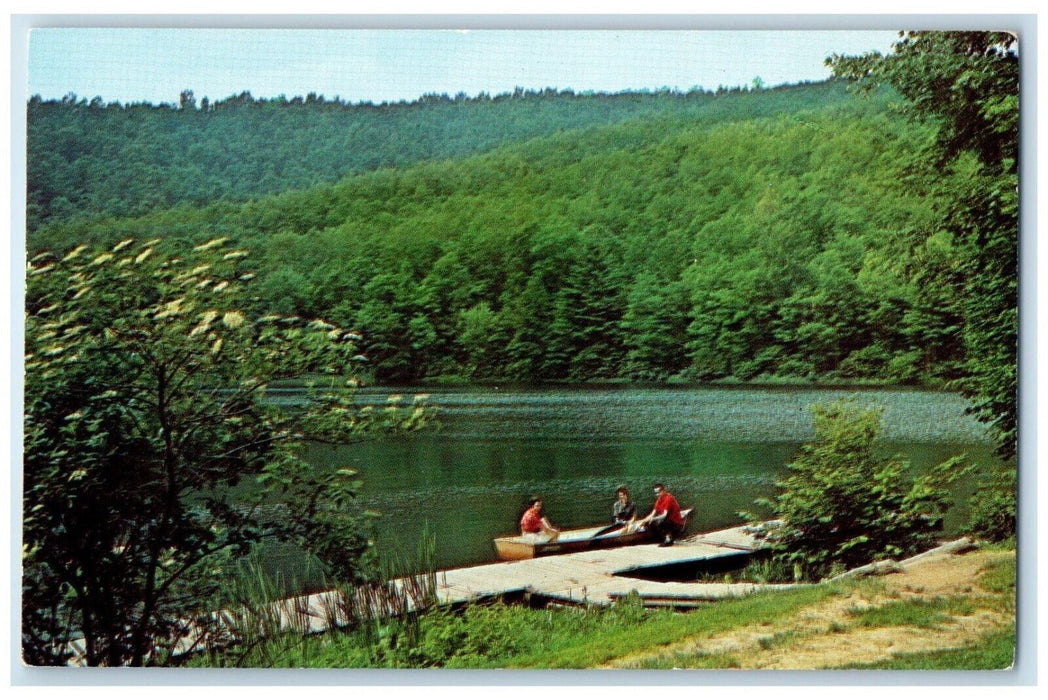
(591, 487, 638, 538)
(520, 497, 560, 541)
(613, 486, 637, 527)
(639, 482, 685, 547)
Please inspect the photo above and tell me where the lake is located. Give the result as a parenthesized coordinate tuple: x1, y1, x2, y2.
(292, 384, 999, 576)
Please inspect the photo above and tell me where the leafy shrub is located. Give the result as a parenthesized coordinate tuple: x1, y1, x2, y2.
(734, 557, 797, 584)
(393, 609, 469, 667)
(746, 401, 968, 581)
(966, 466, 1017, 542)
(836, 345, 893, 379)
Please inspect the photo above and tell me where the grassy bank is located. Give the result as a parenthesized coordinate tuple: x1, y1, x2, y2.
(189, 547, 1014, 670)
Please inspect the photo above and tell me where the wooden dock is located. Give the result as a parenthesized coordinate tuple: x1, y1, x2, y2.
(424, 522, 784, 608)
(258, 522, 781, 636)
(123, 523, 782, 662)
(68, 530, 975, 664)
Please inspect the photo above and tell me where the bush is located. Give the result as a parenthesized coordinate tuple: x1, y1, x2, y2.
(966, 466, 1017, 542)
(746, 401, 968, 581)
(373, 602, 527, 668)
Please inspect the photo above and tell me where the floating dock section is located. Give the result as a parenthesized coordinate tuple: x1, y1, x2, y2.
(425, 523, 784, 608)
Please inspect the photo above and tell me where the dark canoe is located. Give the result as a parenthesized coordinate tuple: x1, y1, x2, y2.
(493, 508, 693, 561)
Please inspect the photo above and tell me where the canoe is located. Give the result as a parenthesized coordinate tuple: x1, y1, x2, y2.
(493, 508, 693, 561)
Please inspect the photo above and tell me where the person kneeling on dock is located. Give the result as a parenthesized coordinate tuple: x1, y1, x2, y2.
(639, 482, 685, 546)
(520, 497, 560, 541)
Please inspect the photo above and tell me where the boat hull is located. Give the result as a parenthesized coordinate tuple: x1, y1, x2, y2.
(493, 508, 693, 561)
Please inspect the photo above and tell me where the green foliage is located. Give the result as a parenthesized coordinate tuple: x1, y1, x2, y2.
(731, 557, 797, 584)
(966, 465, 1017, 542)
(33, 82, 969, 388)
(748, 402, 968, 581)
(831, 31, 1018, 458)
(192, 555, 333, 668)
(830, 32, 1017, 167)
(22, 239, 429, 666)
(372, 603, 528, 668)
(28, 82, 846, 231)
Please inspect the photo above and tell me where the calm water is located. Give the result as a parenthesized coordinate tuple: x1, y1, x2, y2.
(291, 385, 999, 574)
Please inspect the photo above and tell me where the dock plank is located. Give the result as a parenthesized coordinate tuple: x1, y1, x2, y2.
(606, 581, 803, 602)
(691, 525, 766, 551)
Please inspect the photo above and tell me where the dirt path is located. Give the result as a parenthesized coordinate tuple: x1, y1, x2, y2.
(605, 547, 1015, 670)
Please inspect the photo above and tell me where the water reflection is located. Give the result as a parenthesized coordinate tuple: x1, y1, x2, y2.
(295, 385, 996, 573)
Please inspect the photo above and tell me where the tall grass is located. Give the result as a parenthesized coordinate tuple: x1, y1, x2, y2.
(186, 527, 439, 667)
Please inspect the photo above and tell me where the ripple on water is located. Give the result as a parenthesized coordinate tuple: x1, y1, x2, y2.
(369, 386, 991, 444)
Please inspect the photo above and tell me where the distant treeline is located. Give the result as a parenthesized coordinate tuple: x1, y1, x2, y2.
(28, 80, 850, 231)
(32, 81, 972, 386)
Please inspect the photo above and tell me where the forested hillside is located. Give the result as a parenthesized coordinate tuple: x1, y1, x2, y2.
(30, 80, 972, 387)
(27, 81, 848, 231)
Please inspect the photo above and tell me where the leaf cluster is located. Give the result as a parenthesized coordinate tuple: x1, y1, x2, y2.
(965, 465, 1017, 543)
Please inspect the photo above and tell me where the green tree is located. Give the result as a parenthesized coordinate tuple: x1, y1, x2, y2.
(749, 402, 965, 581)
(778, 234, 872, 376)
(621, 272, 691, 379)
(831, 31, 1018, 457)
(456, 302, 510, 377)
(32, 80, 965, 388)
(544, 242, 626, 380)
(353, 267, 426, 382)
(23, 238, 428, 666)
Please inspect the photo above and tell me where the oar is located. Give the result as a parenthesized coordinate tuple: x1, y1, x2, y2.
(591, 522, 626, 539)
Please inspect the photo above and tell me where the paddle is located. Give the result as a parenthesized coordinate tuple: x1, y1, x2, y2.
(591, 522, 626, 539)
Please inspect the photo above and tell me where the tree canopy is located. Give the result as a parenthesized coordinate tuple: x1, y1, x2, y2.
(33, 83, 971, 390)
(28, 81, 838, 231)
(831, 30, 1018, 458)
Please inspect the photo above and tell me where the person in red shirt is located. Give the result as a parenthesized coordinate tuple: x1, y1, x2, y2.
(520, 497, 560, 540)
(639, 482, 685, 546)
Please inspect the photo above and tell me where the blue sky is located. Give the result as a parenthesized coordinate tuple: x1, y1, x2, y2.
(26, 28, 900, 105)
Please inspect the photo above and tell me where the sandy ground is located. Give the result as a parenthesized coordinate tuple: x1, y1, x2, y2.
(605, 547, 1015, 670)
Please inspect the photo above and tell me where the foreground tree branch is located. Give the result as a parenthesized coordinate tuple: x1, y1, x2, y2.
(23, 238, 430, 666)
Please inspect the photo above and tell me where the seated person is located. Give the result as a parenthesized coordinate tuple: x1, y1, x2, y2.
(638, 482, 685, 546)
(613, 486, 637, 526)
(520, 497, 560, 541)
